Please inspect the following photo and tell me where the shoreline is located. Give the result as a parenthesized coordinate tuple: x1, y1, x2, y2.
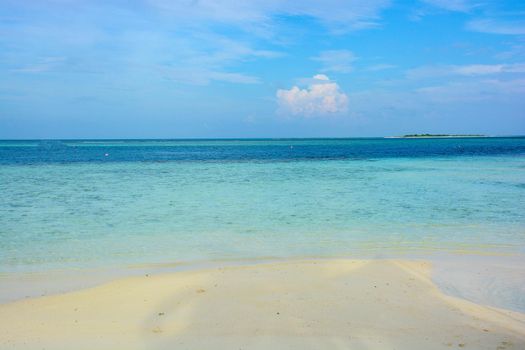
(2, 253, 525, 311)
(1, 258, 524, 349)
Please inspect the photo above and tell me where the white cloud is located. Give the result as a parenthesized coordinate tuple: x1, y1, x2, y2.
(3, 1, 391, 87)
(407, 63, 525, 78)
(466, 19, 525, 35)
(420, 0, 477, 12)
(11, 56, 66, 74)
(416, 78, 525, 102)
(495, 43, 525, 60)
(456, 64, 525, 75)
(411, 1, 481, 21)
(276, 75, 349, 117)
(137, 32, 279, 85)
(366, 63, 396, 71)
(162, 68, 260, 85)
(313, 74, 330, 81)
(209, 72, 261, 84)
(312, 50, 357, 73)
(149, 0, 391, 33)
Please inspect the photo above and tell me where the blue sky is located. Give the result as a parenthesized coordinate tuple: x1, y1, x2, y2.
(1, 0, 524, 138)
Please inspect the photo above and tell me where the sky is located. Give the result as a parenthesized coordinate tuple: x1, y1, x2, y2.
(1, 0, 524, 139)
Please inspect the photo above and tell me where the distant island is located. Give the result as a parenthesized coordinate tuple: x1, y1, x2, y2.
(387, 134, 488, 139)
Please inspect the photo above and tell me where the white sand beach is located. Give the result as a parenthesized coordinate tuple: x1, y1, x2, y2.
(1, 259, 524, 349)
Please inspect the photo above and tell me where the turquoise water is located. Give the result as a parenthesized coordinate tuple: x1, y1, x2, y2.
(1, 138, 525, 272)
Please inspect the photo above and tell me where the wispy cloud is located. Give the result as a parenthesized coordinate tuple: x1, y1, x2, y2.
(417, 2, 525, 37)
(407, 63, 525, 78)
(311, 50, 357, 73)
(149, 0, 392, 33)
(466, 19, 525, 35)
(410, 0, 480, 21)
(495, 42, 525, 60)
(1, 1, 391, 87)
(366, 63, 396, 71)
(416, 78, 525, 102)
(162, 68, 260, 85)
(420, 0, 479, 12)
(344, 76, 525, 120)
(153, 34, 283, 85)
(153, 0, 392, 86)
(10, 56, 66, 74)
(276, 74, 349, 117)
(1, 3, 285, 86)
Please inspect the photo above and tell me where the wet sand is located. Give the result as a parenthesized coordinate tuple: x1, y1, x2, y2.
(1, 259, 524, 349)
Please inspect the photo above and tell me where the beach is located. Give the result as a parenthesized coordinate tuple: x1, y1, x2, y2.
(1, 259, 524, 349)
(1, 138, 524, 349)
(3, 0, 525, 346)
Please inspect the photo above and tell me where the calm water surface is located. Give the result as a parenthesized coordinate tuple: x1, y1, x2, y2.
(1, 138, 524, 272)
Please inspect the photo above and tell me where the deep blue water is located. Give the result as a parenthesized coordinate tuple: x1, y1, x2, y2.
(1, 137, 524, 164)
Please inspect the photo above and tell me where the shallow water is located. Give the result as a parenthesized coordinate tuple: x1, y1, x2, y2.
(1, 138, 524, 273)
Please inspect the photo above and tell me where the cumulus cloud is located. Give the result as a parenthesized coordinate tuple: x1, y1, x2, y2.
(276, 75, 349, 117)
(312, 50, 357, 73)
(313, 74, 330, 80)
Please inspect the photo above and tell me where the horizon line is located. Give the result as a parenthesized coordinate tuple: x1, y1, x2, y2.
(2, 135, 525, 141)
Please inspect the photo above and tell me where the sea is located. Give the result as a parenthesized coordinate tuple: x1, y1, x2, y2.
(1, 137, 524, 274)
